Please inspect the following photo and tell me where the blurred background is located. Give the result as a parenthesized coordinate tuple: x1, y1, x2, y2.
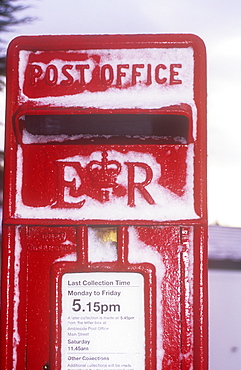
(0, 0, 241, 368)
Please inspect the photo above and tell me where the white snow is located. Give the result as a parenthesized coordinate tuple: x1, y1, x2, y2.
(15, 146, 198, 221)
(14, 45, 198, 222)
(88, 227, 118, 262)
(128, 227, 166, 368)
(55, 253, 77, 262)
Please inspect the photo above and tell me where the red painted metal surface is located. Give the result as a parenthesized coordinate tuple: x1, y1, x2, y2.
(0, 34, 207, 369)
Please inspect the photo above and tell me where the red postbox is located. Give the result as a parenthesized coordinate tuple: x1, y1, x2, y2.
(0, 34, 207, 369)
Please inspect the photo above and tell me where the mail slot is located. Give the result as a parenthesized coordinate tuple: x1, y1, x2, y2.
(0, 34, 207, 369)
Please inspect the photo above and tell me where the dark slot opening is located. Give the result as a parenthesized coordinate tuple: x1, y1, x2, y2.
(23, 114, 190, 144)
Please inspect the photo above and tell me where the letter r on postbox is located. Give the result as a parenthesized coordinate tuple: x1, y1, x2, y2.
(125, 162, 155, 207)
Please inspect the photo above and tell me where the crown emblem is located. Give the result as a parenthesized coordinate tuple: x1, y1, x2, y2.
(86, 151, 122, 202)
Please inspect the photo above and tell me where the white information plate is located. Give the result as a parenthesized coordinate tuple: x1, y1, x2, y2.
(61, 272, 145, 369)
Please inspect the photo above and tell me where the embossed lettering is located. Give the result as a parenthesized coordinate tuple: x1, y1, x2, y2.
(116, 64, 129, 87)
(61, 64, 74, 85)
(45, 64, 58, 85)
(170, 63, 182, 85)
(75, 64, 90, 85)
(155, 64, 167, 84)
(26, 61, 183, 90)
(54, 161, 85, 208)
(132, 64, 144, 85)
(53, 156, 157, 209)
(101, 64, 114, 85)
(124, 162, 155, 207)
(29, 64, 43, 85)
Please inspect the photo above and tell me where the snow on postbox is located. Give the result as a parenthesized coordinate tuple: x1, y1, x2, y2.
(0, 34, 207, 369)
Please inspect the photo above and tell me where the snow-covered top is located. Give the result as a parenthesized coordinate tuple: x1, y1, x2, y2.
(19, 47, 195, 112)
